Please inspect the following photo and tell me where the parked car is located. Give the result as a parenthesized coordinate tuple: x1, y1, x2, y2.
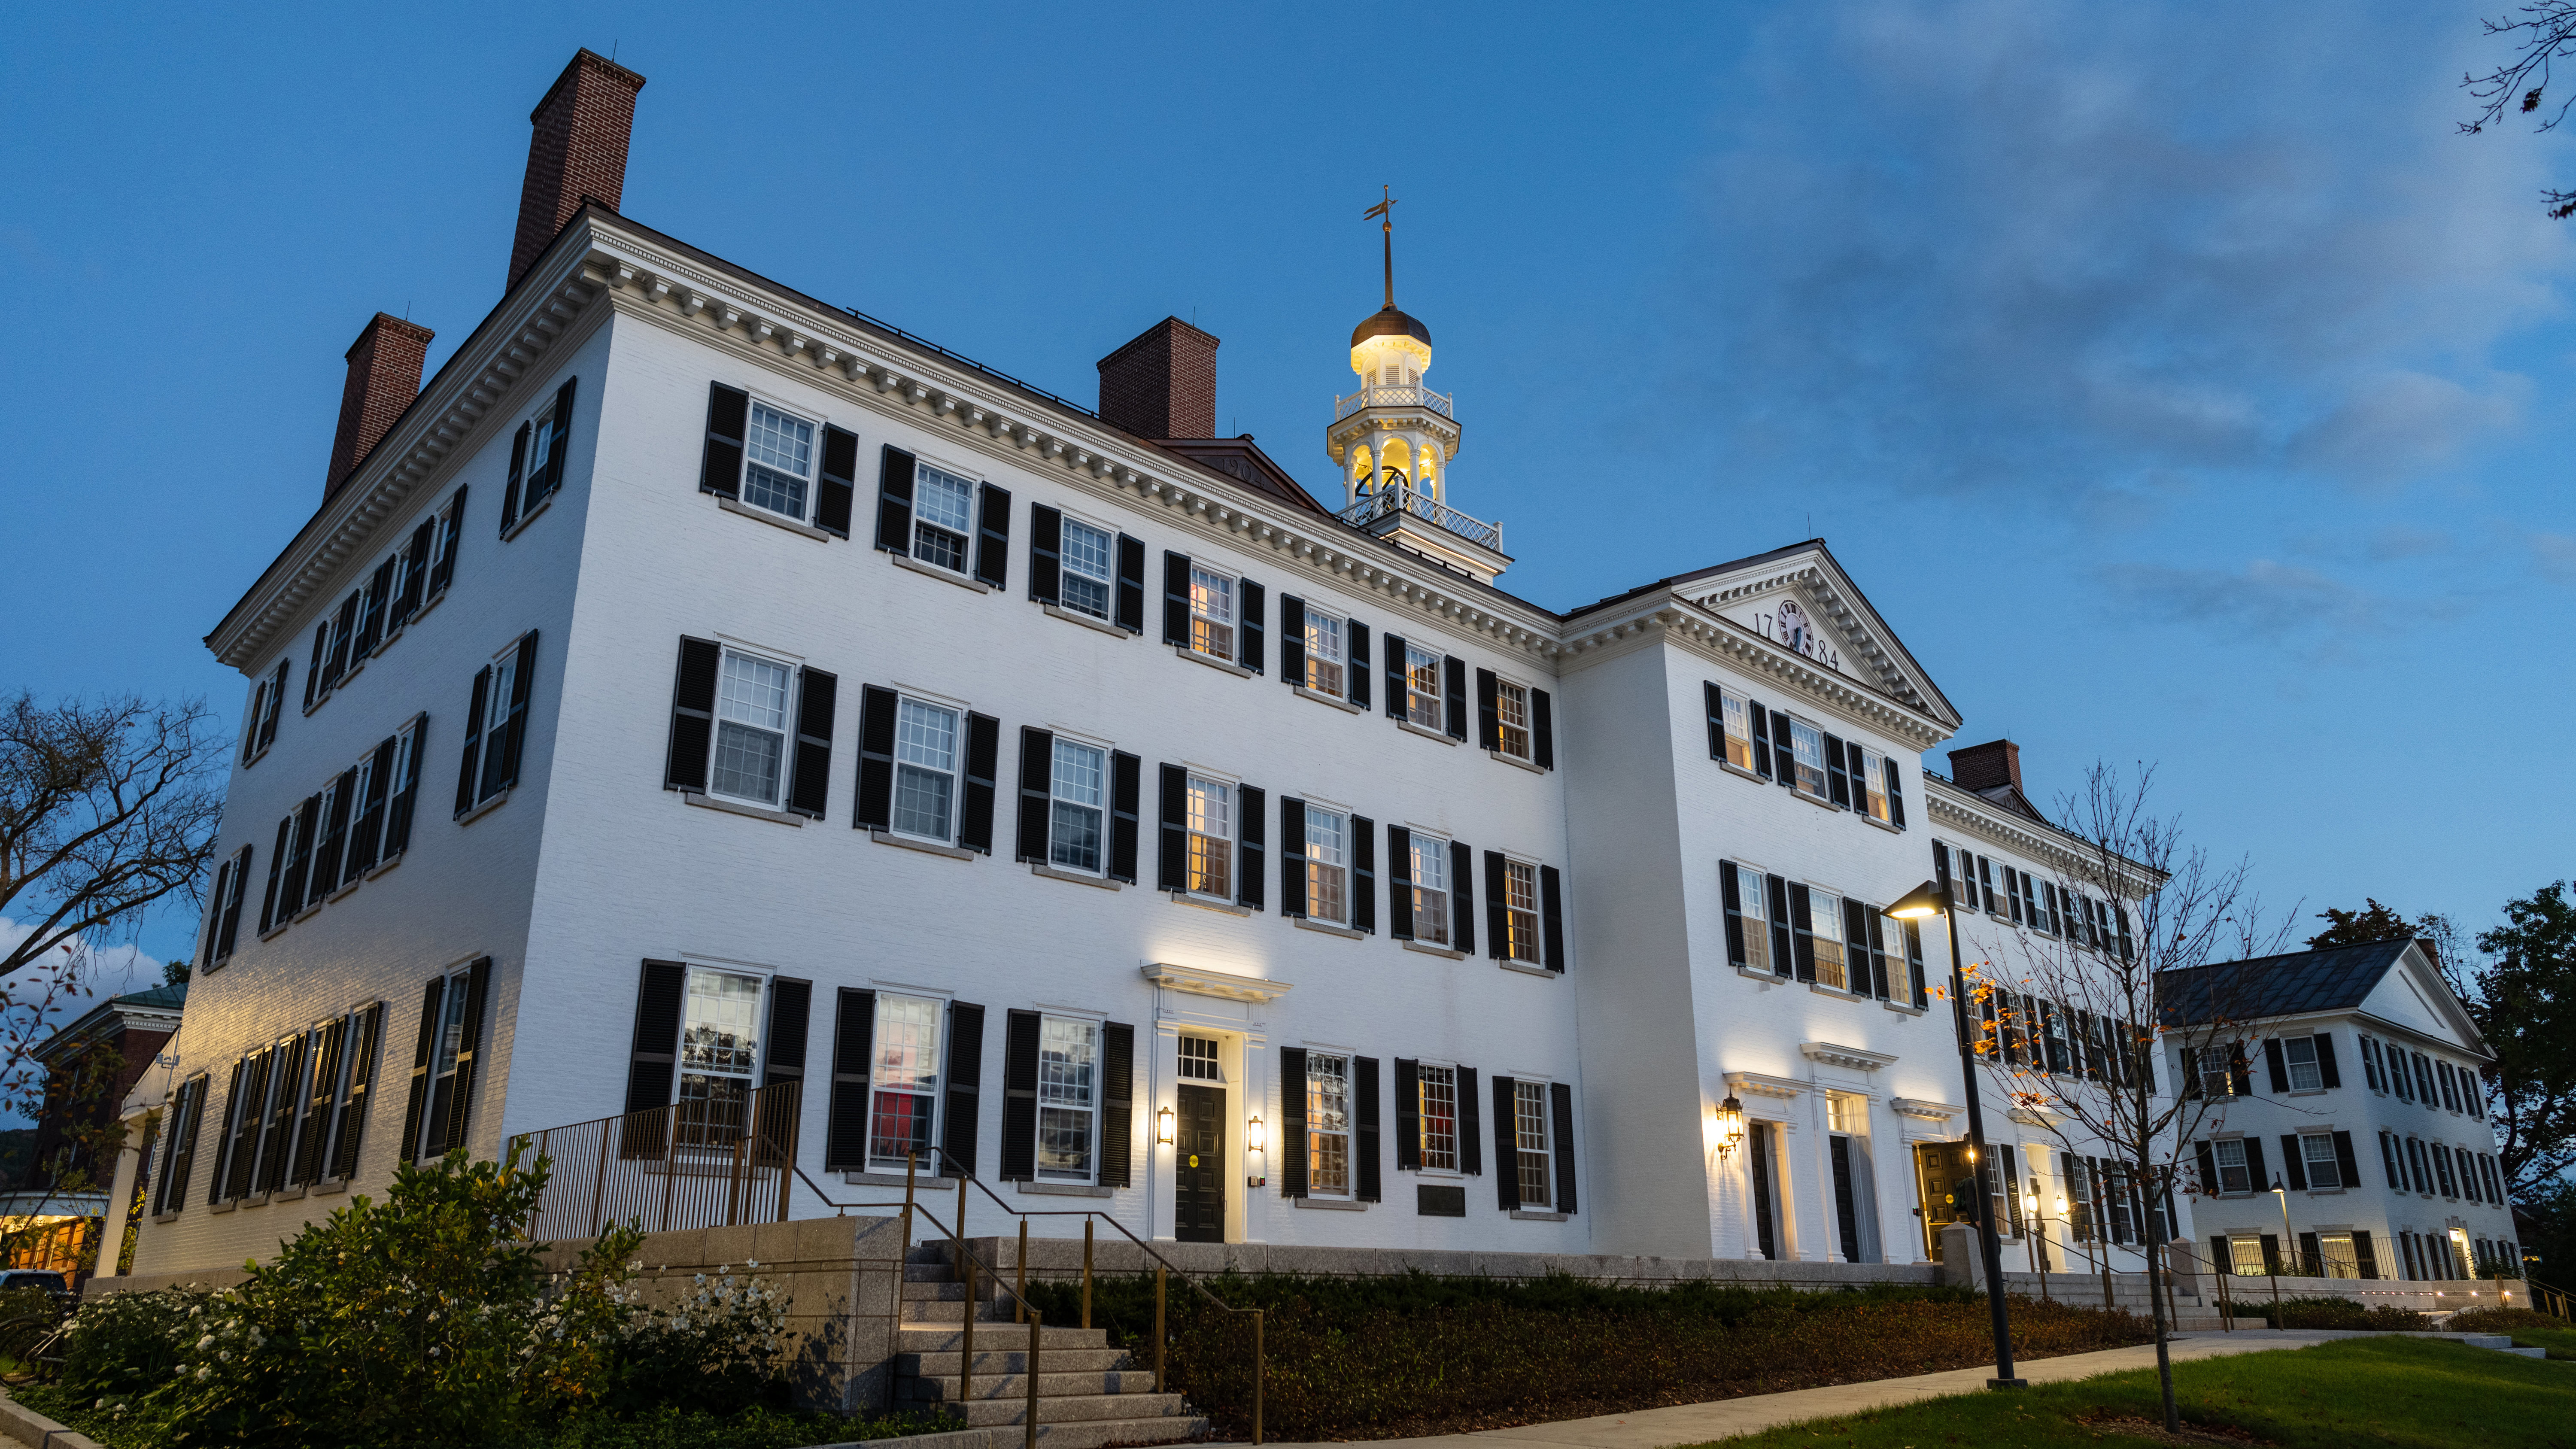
(0, 1271, 76, 1310)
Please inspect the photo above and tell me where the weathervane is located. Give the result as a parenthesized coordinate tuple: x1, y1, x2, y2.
(1364, 187, 1398, 310)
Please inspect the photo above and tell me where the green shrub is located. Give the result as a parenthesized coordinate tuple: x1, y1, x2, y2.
(52, 1284, 200, 1399)
(2229, 1293, 2429, 1330)
(2446, 1306, 2568, 1334)
(601, 1264, 791, 1416)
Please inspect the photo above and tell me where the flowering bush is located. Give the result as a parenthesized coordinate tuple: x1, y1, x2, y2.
(603, 1263, 791, 1416)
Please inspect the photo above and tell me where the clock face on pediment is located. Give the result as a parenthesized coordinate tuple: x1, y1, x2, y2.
(1704, 586, 1862, 680)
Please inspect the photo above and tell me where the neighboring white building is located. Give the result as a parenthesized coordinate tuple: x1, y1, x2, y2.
(131, 51, 2187, 1279)
(2162, 939, 2519, 1284)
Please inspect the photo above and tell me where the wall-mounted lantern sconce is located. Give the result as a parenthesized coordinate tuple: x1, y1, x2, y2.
(1709, 1094, 1746, 1159)
(1156, 1105, 1175, 1145)
(1245, 1115, 1267, 1154)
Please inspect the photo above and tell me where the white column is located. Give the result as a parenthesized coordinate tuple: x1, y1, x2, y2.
(93, 1110, 149, 1284)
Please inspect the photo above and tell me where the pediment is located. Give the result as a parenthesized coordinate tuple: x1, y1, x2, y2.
(1679, 545, 1961, 731)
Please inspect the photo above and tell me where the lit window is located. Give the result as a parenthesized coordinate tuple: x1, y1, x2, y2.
(1037, 1016, 1099, 1182)
(712, 650, 793, 807)
(1305, 612, 1345, 696)
(1726, 863, 1770, 974)
(868, 994, 942, 1168)
(2285, 1036, 2323, 1092)
(1789, 719, 1828, 799)
(911, 462, 976, 572)
(1495, 678, 1531, 760)
(678, 968, 762, 1145)
(2213, 1137, 2250, 1195)
(1178, 1036, 1221, 1081)
(1861, 747, 1890, 822)
(1719, 690, 1754, 772)
(1503, 860, 1541, 963)
(1418, 1063, 1458, 1172)
(1186, 776, 1232, 898)
(1807, 888, 1846, 990)
(1059, 517, 1114, 620)
(1049, 739, 1106, 874)
(742, 403, 815, 521)
(1306, 1052, 1352, 1197)
(1410, 834, 1450, 945)
(1305, 807, 1348, 924)
(1188, 567, 1235, 659)
(1514, 1080, 1552, 1209)
(2318, 1231, 2359, 1279)
(2228, 1233, 2267, 1276)
(1406, 646, 1443, 729)
(892, 699, 960, 841)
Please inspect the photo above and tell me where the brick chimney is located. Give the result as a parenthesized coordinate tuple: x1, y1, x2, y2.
(325, 312, 435, 500)
(507, 49, 647, 294)
(1097, 317, 1219, 440)
(1947, 739, 2023, 796)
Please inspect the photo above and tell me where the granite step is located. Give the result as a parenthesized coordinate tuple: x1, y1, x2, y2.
(922, 1391, 1193, 1428)
(900, 1369, 1160, 1402)
(899, 1324, 1112, 1353)
(899, 1347, 1134, 1377)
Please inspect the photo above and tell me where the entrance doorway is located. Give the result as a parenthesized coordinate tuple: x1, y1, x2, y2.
(1175, 1083, 1227, 1242)
(1913, 1141, 1976, 1261)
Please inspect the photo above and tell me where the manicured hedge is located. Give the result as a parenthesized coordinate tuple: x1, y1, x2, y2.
(2224, 1293, 2429, 1330)
(1023, 1273, 2152, 1440)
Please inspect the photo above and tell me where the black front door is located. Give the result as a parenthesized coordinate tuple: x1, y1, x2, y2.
(1175, 1084, 1226, 1242)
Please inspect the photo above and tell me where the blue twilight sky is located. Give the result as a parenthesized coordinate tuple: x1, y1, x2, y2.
(3, 0, 2571, 977)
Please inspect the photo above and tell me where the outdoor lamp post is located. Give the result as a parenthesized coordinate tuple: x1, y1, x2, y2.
(1886, 878, 2026, 1389)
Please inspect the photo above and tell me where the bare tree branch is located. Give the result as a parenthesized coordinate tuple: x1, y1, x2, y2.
(2461, 3, 2576, 217)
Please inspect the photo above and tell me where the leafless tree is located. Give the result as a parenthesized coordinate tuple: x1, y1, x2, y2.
(1956, 762, 2293, 1436)
(2462, 3, 2576, 216)
(1, 692, 225, 983)
(0, 940, 148, 1275)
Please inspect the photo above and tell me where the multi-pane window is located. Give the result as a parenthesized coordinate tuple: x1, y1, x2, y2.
(677, 968, 762, 1143)
(1188, 567, 1236, 659)
(1049, 739, 1107, 873)
(1306, 1053, 1352, 1197)
(742, 402, 815, 521)
(1059, 517, 1115, 620)
(1719, 689, 1754, 771)
(1731, 863, 1769, 973)
(1036, 1015, 1099, 1182)
(712, 649, 793, 807)
(1178, 1036, 1221, 1081)
(1789, 719, 1828, 799)
(867, 993, 942, 1168)
(2193, 1043, 2241, 1098)
(2319, 1231, 2360, 1279)
(1304, 612, 1345, 696)
(1185, 776, 1232, 898)
(2284, 1036, 2324, 1092)
(1495, 679, 1531, 759)
(2412, 1052, 2437, 1105)
(1860, 747, 1890, 822)
(1306, 808, 1349, 924)
(2433, 1143, 2459, 1197)
(2389, 1044, 2415, 1101)
(2228, 1234, 2267, 1276)
(2214, 1137, 2251, 1195)
(1513, 1079, 1552, 1209)
(1503, 860, 1541, 963)
(1418, 1063, 1458, 1172)
(1410, 833, 1450, 945)
(2301, 1132, 2342, 1189)
(1807, 888, 1846, 990)
(1405, 646, 1443, 729)
(893, 699, 961, 841)
(911, 462, 977, 572)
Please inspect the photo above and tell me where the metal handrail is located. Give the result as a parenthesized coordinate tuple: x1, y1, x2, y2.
(1334, 383, 1455, 421)
(1335, 485, 1501, 553)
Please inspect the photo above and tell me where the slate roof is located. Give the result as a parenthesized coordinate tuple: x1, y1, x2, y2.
(2157, 937, 2416, 1027)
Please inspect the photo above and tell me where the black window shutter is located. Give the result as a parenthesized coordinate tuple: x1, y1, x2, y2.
(401, 978, 447, 1161)
(1458, 1066, 1482, 1175)
(1442, 655, 1468, 740)
(216, 845, 250, 959)
(1704, 682, 1726, 759)
(826, 988, 876, 1171)
(2333, 1130, 2360, 1190)
(2280, 1135, 2308, 1191)
(764, 977, 813, 1093)
(1770, 709, 1796, 785)
(1387, 824, 1414, 940)
(454, 667, 489, 817)
(1237, 785, 1266, 910)
(313, 768, 354, 902)
(1101, 1022, 1135, 1188)
(429, 484, 465, 595)
(492, 630, 539, 793)
(502, 422, 530, 534)
(1765, 874, 1793, 978)
(816, 425, 858, 538)
(1109, 751, 1141, 883)
(1162, 552, 1192, 645)
(1789, 884, 1817, 981)
(1532, 689, 1554, 769)
(1028, 504, 1062, 605)
(1493, 1076, 1520, 1210)
(1721, 861, 1747, 967)
(1279, 1047, 1309, 1198)
(2264, 1038, 2290, 1094)
(943, 1002, 984, 1177)
(261, 658, 289, 750)
(2353, 1229, 2379, 1280)
(701, 383, 747, 498)
(1280, 596, 1306, 687)
(1393, 1059, 1420, 1172)
(2194, 1140, 2220, 1196)
(2315, 1032, 2341, 1088)
(1450, 838, 1476, 955)
(544, 370, 576, 493)
(1538, 865, 1567, 972)
(1280, 797, 1308, 917)
(1824, 734, 1850, 808)
(1348, 620, 1372, 710)
(385, 722, 423, 858)
(2243, 1136, 2269, 1193)
(1483, 851, 1508, 959)
(1886, 759, 1906, 828)
(1550, 1082, 1577, 1215)
(199, 858, 231, 970)
(1476, 668, 1501, 751)
(349, 740, 393, 877)
(1115, 534, 1146, 632)
(785, 668, 838, 819)
(959, 712, 999, 854)
(1355, 1055, 1381, 1203)
(1239, 578, 1265, 673)
(1748, 696, 1772, 778)
(1383, 633, 1407, 718)
(874, 446, 916, 552)
(440, 957, 493, 1154)
(1000, 1009, 1041, 1181)
(1157, 763, 1188, 891)
(1865, 911, 1891, 999)
(1352, 814, 1377, 933)
(1841, 898, 1868, 991)
(855, 685, 897, 829)
(2230, 1044, 2253, 1098)
(1905, 921, 1928, 1007)
(1016, 727, 1055, 863)
(974, 483, 1012, 589)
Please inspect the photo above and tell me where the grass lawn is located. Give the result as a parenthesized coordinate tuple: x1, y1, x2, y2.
(2495, 1324, 2576, 1362)
(1699, 1336, 2576, 1447)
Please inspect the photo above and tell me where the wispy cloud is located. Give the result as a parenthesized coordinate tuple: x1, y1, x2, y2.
(2095, 559, 2418, 640)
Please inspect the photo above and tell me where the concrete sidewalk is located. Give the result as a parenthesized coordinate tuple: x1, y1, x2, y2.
(1260, 1331, 2354, 1449)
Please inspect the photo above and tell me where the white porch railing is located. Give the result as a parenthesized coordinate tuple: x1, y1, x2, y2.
(1336, 486, 1501, 553)
(1334, 384, 1454, 421)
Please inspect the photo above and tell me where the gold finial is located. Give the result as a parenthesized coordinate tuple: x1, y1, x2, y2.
(1363, 187, 1397, 309)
